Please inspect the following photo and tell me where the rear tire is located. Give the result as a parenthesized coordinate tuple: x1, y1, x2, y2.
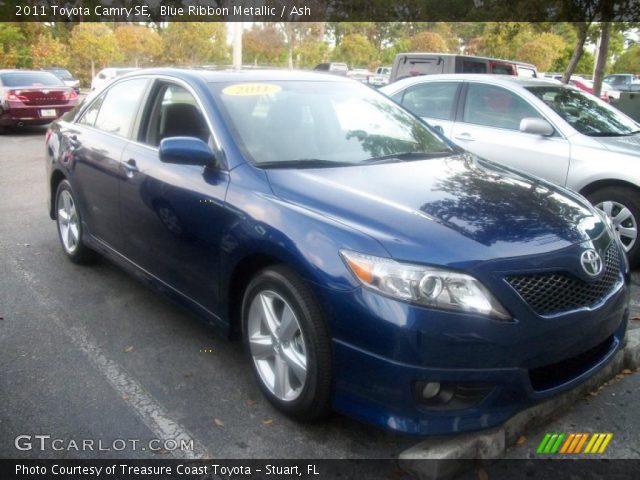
(242, 265, 332, 420)
(55, 180, 96, 264)
(587, 186, 640, 269)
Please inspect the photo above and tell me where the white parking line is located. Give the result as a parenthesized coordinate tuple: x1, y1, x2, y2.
(7, 256, 210, 459)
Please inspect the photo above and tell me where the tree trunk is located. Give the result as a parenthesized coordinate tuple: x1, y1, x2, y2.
(91, 59, 95, 83)
(592, 23, 611, 98)
(562, 22, 590, 84)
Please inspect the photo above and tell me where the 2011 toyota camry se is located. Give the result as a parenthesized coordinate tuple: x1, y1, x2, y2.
(45, 69, 631, 435)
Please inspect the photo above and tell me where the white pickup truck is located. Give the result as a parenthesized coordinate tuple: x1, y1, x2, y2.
(368, 66, 391, 87)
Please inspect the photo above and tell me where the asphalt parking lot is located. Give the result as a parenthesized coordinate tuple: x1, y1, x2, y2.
(1, 126, 639, 468)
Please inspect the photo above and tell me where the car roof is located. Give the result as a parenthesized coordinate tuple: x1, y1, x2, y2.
(124, 67, 353, 84)
(394, 53, 536, 67)
(0, 69, 59, 74)
(382, 74, 562, 91)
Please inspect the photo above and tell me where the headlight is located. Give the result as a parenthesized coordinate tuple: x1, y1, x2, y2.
(340, 250, 511, 320)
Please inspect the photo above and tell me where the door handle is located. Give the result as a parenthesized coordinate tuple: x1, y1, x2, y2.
(124, 159, 139, 177)
(454, 132, 475, 142)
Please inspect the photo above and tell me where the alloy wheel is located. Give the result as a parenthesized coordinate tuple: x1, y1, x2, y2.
(247, 290, 308, 402)
(595, 200, 638, 253)
(58, 190, 80, 254)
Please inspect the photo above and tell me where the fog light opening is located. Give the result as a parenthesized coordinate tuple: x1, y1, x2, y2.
(414, 381, 495, 410)
(421, 382, 441, 399)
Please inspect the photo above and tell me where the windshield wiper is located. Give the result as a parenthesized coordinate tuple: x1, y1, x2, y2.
(588, 131, 640, 137)
(258, 159, 357, 169)
(361, 151, 455, 164)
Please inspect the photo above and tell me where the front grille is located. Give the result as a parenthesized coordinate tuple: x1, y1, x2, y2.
(506, 244, 621, 316)
(529, 336, 614, 391)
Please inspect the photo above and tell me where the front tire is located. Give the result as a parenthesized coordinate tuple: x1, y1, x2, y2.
(588, 186, 640, 269)
(242, 265, 332, 420)
(55, 179, 95, 264)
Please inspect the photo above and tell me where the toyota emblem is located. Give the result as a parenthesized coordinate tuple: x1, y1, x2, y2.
(581, 249, 603, 277)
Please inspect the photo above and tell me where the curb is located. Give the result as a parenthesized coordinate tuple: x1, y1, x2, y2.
(399, 328, 640, 480)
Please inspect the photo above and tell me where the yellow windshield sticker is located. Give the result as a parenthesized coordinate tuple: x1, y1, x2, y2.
(222, 83, 281, 96)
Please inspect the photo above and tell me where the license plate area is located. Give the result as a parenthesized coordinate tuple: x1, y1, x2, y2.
(40, 109, 56, 118)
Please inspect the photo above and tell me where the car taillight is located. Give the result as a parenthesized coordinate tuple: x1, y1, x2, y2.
(63, 89, 78, 100)
(5, 90, 28, 102)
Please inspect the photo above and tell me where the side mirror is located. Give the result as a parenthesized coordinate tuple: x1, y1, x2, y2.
(159, 137, 216, 167)
(519, 117, 554, 136)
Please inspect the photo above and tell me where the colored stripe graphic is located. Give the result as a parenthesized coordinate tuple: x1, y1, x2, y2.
(537, 433, 552, 454)
(538, 433, 612, 454)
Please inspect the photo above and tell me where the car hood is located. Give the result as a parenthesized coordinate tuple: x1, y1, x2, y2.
(265, 154, 604, 267)
(594, 133, 640, 155)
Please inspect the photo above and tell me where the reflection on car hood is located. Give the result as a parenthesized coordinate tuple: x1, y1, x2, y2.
(266, 154, 604, 266)
(595, 132, 640, 155)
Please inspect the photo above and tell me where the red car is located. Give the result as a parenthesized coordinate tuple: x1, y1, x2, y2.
(0, 70, 78, 133)
(569, 77, 611, 102)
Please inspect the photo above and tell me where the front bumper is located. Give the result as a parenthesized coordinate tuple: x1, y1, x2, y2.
(315, 271, 629, 435)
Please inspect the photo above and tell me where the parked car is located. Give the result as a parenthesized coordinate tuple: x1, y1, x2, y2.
(604, 74, 640, 92)
(0, 69, 78, 133)
(347, 68, 373, 83)
(381, 74, 640, 267)
(43, 67, 81, 93)
(91, 67, 139, 91)
(46, 69, 629, 435)
(312, 63, 348, 76)
(389, 53, 537, 83)
(369, 66, 391, 87)
(569, 77, 618, 102)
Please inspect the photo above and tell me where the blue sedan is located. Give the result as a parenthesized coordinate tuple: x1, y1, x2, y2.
(45, 69, 630, 435)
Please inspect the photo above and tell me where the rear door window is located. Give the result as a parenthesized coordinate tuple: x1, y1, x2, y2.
(401, 82, 459, 120)
(461, 60, 488, 74)
(93, 78, 148, 138)
(491, 63, 515, 75)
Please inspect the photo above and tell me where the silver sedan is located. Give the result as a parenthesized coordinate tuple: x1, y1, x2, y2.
(382, 74, 640, 268)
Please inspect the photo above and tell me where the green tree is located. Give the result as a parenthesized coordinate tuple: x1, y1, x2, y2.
(69, 23, 121, 84)
(408, 31, 449, 52)
(243, 24, 286, 66)
(294, 41, 329, 68)
(31, 34, 68, 69)
(161, 23, 227, 66)
(115, 25, 162, 67)
(0, 23, 28, 67)
(551, 47, 595, 75)
(613, 45, 640, 73)
(515, 33, 565, 71)
(332, 33, 376, 68)
(380, 38, 411, 65)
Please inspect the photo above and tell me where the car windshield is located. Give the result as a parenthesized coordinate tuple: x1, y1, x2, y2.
(48, 69, 73, 80)
(526, 86, 640, 136)
(211, 80, 455, 167)
(1, 72, 64, 87)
